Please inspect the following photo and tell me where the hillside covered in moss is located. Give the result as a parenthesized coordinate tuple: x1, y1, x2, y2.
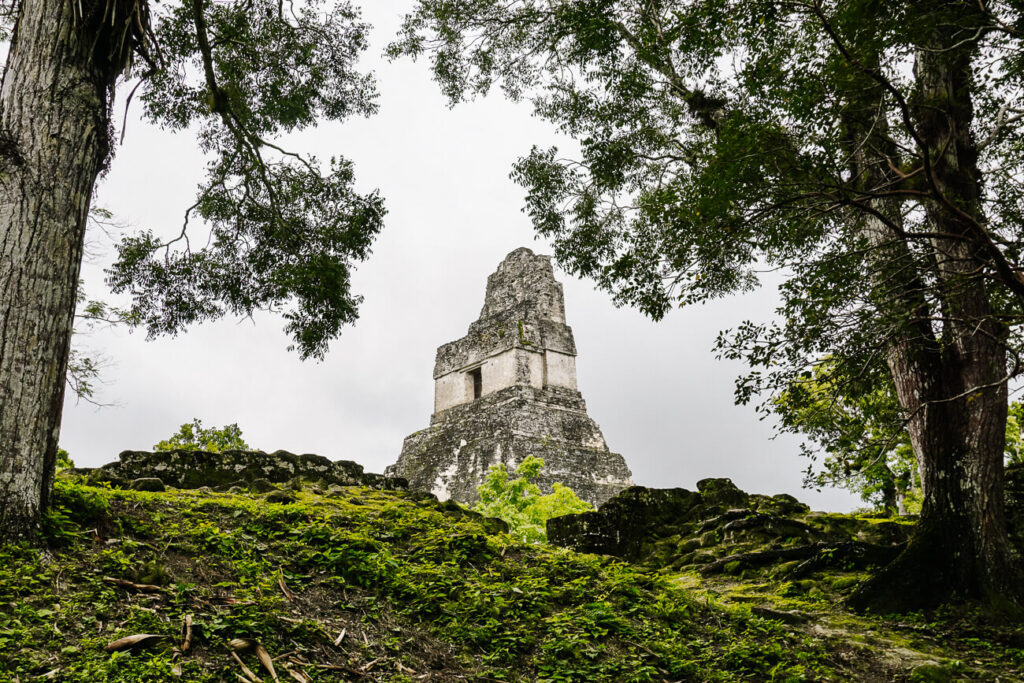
(2, 476, 1022, 682)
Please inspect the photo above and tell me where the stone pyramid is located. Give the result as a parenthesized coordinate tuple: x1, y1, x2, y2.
(387, 247, 632, 506)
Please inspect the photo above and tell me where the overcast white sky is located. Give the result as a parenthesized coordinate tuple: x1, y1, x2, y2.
(60, 1, 862, 512)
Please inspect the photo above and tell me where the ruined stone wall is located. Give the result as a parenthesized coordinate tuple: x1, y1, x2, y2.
(69, 449, 405, 492)
(544, 350, 577, 391)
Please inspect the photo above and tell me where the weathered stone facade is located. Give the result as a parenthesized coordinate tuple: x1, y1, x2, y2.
(387, 247, 632, 506)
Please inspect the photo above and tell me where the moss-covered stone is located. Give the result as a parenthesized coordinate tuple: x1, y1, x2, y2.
(249, 478, 277, 493)
(128, 477, 164, 492)
(547, 478, 924, 583)
(547, 487, 702, 556)
(909, 661, 959, 682)
(696, 478, 749, 508)
(264, 490, 297, 504)
(723, 560, 744, 574)
(831, 576, 861, 592)
(70, 449, 404, 493)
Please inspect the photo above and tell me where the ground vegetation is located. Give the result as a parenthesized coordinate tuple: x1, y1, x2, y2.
(6, 477, 1019, 681)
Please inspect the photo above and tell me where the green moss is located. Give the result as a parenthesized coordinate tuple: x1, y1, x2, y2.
(9, 482, 1021, 682)
(723, 560, 744, 575)
(831, 576, 861, 592)
(909, 662, 962, 682)
(517, 319, 533, 346)
(1, 482, 853, 682)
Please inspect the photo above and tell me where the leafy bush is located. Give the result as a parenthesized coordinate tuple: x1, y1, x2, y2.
(56, 448, 74, 469)
(473, 455, 592, 543)
(153, 419, 249, 452)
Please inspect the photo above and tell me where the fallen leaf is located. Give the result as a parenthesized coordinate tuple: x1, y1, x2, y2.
(255, 644, 280, 682)
(180, 614, 193, 653)
(105, 634, 165, 652)
(277, 568, 295, 602)
(231, 650, 261, 682)
(285, 666, 312, 683)
(102, 576, 166, 594)
(230, 638, 256, 651)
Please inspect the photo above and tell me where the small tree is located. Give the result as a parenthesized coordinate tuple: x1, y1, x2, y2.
(153, 419, 249, 453)
(473, 455, 592, 543)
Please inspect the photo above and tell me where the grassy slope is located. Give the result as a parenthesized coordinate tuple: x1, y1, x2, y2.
(0, 480, 1019, 682)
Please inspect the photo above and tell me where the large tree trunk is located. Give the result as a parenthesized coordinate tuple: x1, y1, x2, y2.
(0, 0, 116, 538)
(848, 1, 1021, 612)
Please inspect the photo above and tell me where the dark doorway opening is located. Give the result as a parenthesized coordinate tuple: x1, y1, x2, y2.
(469, 367, 483, 399)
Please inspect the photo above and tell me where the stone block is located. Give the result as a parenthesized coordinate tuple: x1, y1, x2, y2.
(129, 477, 165, 492)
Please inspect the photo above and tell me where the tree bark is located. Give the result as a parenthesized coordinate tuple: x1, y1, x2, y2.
(0, 0, 116, 537)
(848, 0, 1021, 612)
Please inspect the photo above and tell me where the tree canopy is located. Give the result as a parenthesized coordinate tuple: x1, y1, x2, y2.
(774, 357, 919, 514)
(102, 0, 385, 360)
(391, 0, 1024, 384)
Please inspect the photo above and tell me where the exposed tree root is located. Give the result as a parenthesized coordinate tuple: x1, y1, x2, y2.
(789, 542, 903, 578)
(700, 541, 901, 576)
(847, 525, 1024, 615)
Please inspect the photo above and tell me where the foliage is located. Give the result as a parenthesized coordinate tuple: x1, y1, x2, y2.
(777, 356, 1024, 511)
(153, 419, 249, 453)
(0, 479, 885, 681)
(65, 345, 103, 404)
(65, 209, 140, 404)
(473, 455, 592, 543)
(55, 449, 74, 470)
(69, 0, 386, 360)
(1007, 402, 1024, 466)
(774, 357, 918, 513)
(390, 0, 1024, 358)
